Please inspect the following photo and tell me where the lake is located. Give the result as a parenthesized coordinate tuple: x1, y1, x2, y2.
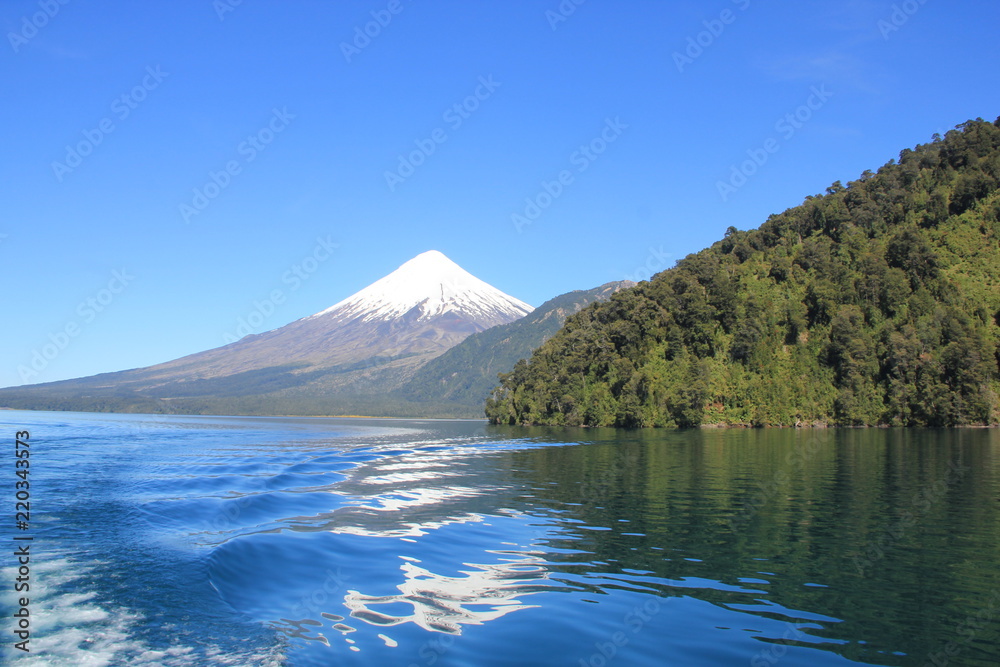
(1, 411, 998, 666)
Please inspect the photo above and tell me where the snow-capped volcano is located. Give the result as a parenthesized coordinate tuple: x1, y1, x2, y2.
(54, 250, 535, 404)
(313, 250, 532, 326)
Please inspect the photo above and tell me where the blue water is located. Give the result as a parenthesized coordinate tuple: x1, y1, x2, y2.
(2, 411, 998, 665)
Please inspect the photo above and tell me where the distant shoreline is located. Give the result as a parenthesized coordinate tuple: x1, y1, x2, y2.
(3, 406, 997, 427)
(0, 407, 487, 422)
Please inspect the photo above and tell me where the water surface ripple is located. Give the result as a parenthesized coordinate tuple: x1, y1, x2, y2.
(2, 412, 998, 666)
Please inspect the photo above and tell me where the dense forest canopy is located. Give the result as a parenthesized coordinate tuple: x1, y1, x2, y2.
(486, 118, 1000, 428)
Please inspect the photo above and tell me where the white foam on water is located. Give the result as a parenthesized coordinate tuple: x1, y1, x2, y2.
(1, 552, 285, 666)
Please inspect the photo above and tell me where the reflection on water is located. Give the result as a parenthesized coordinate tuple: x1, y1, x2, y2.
(344, 553, 549, 634)
(2, 412, 999, 666)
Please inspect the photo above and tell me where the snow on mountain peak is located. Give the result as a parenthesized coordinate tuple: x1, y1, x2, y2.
(312, 250, 533, 325)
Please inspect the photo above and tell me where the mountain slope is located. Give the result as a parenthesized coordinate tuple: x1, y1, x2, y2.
(0, 250, 532, 416)
(486, 118, 1000, 428)
(399, 280, 633, 409)
(141, 250, 533, 380)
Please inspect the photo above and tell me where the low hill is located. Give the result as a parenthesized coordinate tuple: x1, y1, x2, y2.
(486, 118, 1000, 428)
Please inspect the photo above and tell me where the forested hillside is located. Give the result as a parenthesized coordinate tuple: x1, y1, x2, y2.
(486, 119, 1000, 428)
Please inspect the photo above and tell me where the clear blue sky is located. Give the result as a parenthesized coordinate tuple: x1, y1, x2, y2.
(3, 0, 998, 388)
